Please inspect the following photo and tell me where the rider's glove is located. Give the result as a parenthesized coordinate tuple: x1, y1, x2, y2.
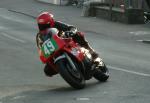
(65, 31, 75, 37)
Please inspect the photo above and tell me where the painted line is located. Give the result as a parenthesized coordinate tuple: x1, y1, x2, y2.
(2, 32, 26, 43)
(136, 40, 150, 44)
(11, 96, 25, 100)
(129, 31, 150, 36)
(76, 97, 90, 101)
(108, 65, 150, 77)
(136, 40, 144, 42)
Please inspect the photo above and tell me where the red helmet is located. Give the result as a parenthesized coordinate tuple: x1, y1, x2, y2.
(37, 12, 55, 31)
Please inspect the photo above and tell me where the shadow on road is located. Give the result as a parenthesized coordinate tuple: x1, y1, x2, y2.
(1, 81, 106, 103)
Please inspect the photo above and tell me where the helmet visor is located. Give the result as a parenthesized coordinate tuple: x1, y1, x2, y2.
(38, 24, 50, 31)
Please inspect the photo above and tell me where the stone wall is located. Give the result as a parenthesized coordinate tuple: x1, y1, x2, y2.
(38, 0, 69, 5)
(95, 6, 144, 24)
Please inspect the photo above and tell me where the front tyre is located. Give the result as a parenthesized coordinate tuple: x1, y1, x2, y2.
(56, 57, 85, 89)
(93, 62, 109, 82)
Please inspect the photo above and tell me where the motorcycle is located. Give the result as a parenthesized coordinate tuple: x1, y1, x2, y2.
(39, 28, 109, 89)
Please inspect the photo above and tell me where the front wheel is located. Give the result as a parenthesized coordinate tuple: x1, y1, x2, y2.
(56, 56, 85, 89)
(93, 62, 109, 82)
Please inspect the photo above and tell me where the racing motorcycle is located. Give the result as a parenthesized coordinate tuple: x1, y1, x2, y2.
(39, 28, 109, 89)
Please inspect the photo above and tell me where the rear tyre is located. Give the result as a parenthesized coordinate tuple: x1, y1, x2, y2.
(56, 57, 85, 89)
(93, 62, 109, 82)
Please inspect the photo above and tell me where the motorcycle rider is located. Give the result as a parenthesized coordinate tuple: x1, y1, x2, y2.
(36, 11, 98, 77)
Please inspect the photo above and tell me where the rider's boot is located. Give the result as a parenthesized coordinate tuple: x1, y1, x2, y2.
(44, 63, 58, 77)
(83, 42, 99, 60)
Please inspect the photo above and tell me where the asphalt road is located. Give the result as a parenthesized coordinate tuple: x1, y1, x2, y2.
(0, 0, 150, 103)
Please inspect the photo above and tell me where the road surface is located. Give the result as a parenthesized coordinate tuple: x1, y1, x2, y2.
(0, 0, 150, 103)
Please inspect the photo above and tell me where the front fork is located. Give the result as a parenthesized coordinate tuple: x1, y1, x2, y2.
(54, 52, 79, 72)
(64, 53, 77, 71)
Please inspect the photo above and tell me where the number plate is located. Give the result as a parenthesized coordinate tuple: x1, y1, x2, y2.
(41, 38, 58, 58)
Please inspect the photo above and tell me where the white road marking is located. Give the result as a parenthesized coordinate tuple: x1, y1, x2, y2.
(136, 40, 144, 42)
(1, 32, 26, 43)
(129, 31, 150, 36)
(76, 97, 90, 101)
(136, 39, 150, 43)
(12, 96, 25, 100)
(108, 65, 150, 77)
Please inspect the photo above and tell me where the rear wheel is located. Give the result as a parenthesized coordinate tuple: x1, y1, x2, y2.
(93, 62, 109, 82)
(56, 55, 85, 89)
